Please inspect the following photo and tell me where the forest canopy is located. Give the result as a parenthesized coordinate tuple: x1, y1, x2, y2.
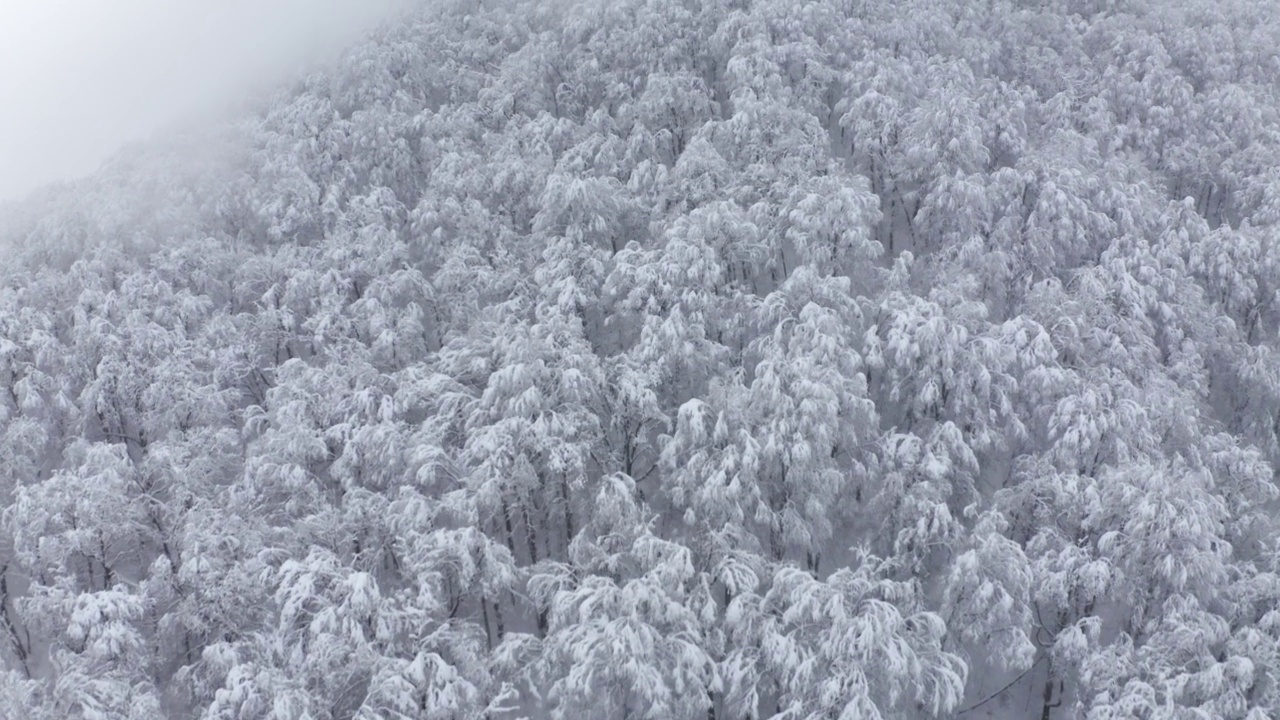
(3, 0, 1280, 718)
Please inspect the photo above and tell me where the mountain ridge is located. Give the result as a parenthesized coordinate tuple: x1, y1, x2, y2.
(2, 0, 1280, 718)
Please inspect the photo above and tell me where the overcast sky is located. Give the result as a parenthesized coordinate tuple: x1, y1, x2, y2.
(0, 0, 408, 202)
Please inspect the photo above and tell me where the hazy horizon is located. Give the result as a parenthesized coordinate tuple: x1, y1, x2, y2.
(0, 0, 410, 204)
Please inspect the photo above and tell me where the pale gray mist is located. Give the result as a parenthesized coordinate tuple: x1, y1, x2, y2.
(0, 0, 409, 203)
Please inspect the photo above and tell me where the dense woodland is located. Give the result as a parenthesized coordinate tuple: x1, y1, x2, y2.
(3, 0, 1280, 717)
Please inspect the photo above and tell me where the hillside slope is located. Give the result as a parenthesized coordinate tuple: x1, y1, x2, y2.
(4, 0, 1280, 718)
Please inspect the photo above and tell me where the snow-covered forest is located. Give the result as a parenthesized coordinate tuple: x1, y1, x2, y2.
(3, 0, 1280, 717)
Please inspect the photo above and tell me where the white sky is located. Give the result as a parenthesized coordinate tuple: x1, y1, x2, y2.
(0, 0, 408, 202)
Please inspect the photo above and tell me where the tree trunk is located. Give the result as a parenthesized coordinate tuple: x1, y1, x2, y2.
(1040, 662, 1062, 720)
(559, 475, 576, 548)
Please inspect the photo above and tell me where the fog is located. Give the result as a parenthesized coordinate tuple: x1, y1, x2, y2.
(0, 0, 409, 203)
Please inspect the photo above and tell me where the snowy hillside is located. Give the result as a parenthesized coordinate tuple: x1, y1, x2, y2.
(3, 0, 1280, 717)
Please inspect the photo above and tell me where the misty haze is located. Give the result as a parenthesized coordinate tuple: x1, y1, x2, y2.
(0, 0, 407, 202)
(2, 1, 1280, 719)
